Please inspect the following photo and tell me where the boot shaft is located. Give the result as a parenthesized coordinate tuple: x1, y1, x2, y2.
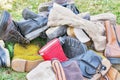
(17, 16, 48, 36)
(0, 11, 29, 44)
(22, 8, 40, 20)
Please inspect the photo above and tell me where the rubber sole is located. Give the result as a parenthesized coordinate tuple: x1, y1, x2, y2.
(12, 59, 43, 72)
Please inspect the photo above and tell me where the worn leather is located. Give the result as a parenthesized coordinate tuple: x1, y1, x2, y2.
(70, 50, 107, 79)
(18, 16, 48, 35)
(0, 11, 29, 44)
(46, 26, 67, 40)
(100, 67, 120, 80)
(61, 60, 84, 80)
(59, 36, 87, 58)
(38, 1, 79, 14)
(104, 21, 120, 57)
(22, 8, 39, 20)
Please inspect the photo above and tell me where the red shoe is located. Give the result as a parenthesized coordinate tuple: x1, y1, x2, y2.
(39, 38, 68, 62)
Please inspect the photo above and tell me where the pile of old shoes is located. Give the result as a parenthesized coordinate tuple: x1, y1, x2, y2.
(1, 0, 120, 80)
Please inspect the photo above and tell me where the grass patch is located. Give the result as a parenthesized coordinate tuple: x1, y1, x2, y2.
(75, 0, 120, 24)
(0, 0, 120, 80)
(0, 68, 27, 80)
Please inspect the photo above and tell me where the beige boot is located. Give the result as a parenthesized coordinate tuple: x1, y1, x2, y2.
(47, 3, 106, 51)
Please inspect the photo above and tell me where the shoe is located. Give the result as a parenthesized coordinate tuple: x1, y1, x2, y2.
(12, 43, 43, 72)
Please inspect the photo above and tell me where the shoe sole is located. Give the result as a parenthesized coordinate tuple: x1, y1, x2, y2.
(0, 11, 10, 37)
(25, 25, 48, 40)
(12, 59, 43, 72)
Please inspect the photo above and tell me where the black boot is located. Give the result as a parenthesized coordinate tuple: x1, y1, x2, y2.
(0, 11, 29, 44)
(17, 16, 48, 40)
(22, 8, 49, 20)
(22, 8, 40, 20)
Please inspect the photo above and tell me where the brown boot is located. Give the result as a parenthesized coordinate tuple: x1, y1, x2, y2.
(104, 21, 120, 57)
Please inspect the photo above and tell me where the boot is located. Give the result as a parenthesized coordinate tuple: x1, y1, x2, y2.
(0, 40, 10, 67)
(0, 10, 49, 43)
(22, 8, 40, 20)
(38, 0, 79, 14)
(12, 43, 43, 72)
(26, 61, 56, 80)
(104, 21, 120, 72)
(100, 67, 120, 80)
(17, 15, 48, 40)
(104, 21, 120, 57)
(0, 11, 29, 44)
(48, 3, 106, 51)
(59, 36, 88, 58)
(46, 25, 67, 40)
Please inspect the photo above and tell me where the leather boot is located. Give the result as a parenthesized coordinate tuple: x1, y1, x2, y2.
(104, 21, 120, 57)
(59, 36, 88, 58)
(16, 15, 48, 41)
(38, 0, 79, 14)
(0, 11, 29, 44)
(22, 8, 40, 20)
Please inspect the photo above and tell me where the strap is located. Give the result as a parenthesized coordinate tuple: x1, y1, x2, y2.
(51, 59, 66, 80)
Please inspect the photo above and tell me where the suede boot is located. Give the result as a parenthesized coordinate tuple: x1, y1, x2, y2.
(48, 3, 106, 51)
(0, 11, 29, 44)
(0, 40, 10, 67)
(12, 43, 43, 72)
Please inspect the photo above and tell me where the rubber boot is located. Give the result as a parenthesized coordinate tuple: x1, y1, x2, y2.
(0, 11, 29, 44)
(12, 43, 44, 72)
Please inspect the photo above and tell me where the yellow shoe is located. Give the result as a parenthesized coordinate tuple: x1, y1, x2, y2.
(12, 43, 43, 72)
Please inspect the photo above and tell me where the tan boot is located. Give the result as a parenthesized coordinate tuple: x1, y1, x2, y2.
(47, 3, 106, 51)
(100, 67, 120, 80)
(104, 21, 120, 57)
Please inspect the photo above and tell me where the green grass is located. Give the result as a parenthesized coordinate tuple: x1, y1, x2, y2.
(0, 0, 120, 80)
(75, 0, 120, 24)
(0, 68, 27, 80)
